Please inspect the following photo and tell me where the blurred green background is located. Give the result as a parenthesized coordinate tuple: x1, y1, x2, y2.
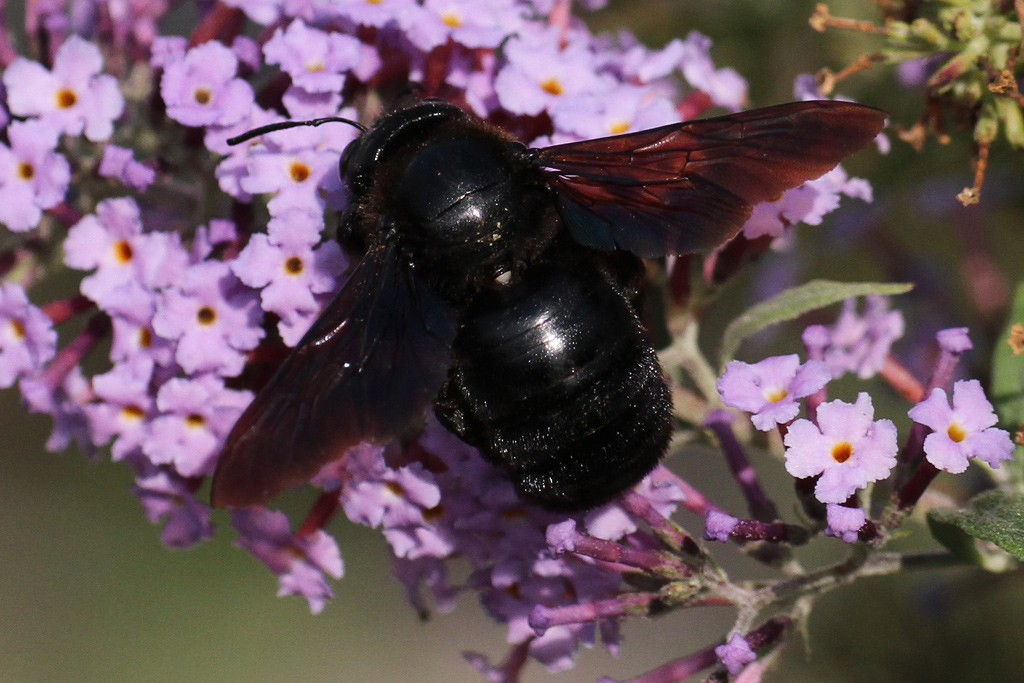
(3, 1, 1024, 682)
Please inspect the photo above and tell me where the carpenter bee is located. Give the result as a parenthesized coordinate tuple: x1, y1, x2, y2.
(211, 98, 886, 510)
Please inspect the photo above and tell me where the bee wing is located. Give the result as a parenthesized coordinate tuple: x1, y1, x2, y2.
(211, 241, 458, 508)
(537, 100, 887, 258)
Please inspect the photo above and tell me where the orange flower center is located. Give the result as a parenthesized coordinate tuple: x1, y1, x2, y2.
(831, 442, 853, 463)
(289, 161, 311, 183)
(194, 88, 212, 105)
(114, 240, 134, 263)
(284, 256, 304, 275)
(947, 423, 967, 443)
(186, 413, 206, 428)
(540, 78, 564, 96)
(196, 306, 217, 325)
(17, 162, 35, 180)
(56, 88, 77, 109)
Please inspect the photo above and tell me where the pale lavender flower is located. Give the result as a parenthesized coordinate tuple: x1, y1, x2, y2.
(407, 0, 525, 51)
(233, 507, 344, 614)
(230, 208, 346, 345)
(676, 32, 747, 111)
(824, 504, 866, 543)
(0, 283, 58, 388)
(143, 373, 253, 477)
(494, 29, 612, 117)
(715, 633, 757, 675)
(98, 145, 156, 191)
(705, 510, 740, 542)
(85, 355, 155, 461)
(823, 296, 905, 379)
(238, 124, 353, 216)
(263, 19, 368, 94)
(784, 393, 898, 504)
(551, 84, 677, 140)
(742, 166, 873, 241)
(152, 260, 264, 377)
(335, 0, 423, 29)
(160, 41, 255, 128)
(717, 355, 830, 431)
(20, 365, 93, 453)
(64, 198, 189, 306)
(3, 35, 124, 141)
(908, 380, 1015, 473)
(0, 120, 71, 232)
(133, 466, 215, 548)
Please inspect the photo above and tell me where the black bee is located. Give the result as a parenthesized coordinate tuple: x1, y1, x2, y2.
(211, 98, 886, 510)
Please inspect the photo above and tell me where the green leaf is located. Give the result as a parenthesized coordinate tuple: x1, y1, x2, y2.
(718, 280, 914, 367)
(928, 490, 1024, 562)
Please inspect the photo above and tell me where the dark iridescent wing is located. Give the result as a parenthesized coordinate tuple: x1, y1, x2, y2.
(537, 100, 887, 258)
(211, 241, 458, 508)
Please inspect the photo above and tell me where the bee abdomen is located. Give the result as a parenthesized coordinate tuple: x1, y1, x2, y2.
(435, 259, 672, 510)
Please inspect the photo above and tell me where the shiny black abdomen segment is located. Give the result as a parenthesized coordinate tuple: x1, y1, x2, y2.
(435, 260, 673, 510)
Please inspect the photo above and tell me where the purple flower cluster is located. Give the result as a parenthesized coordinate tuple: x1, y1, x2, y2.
(2, 2, 993, 680)
(713, 322, 1013, 546)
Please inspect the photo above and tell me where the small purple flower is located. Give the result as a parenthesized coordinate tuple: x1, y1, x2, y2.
(104, 286, 177, 367)
(908, 380, 1015, 473)
(705, 510, 739, 542)
(3, 35, 124, 141)
(133, 466, 215, 548)
(551, 84, 677, 141)
(160, 41, 255, 128)
(20, 365, 94, 454)
(823, 296, 905, 379)
(407, 0, 525, 51)
(152, 260, 264, 377)
(143, 373, 253, 477)
(263, 19, 367, 94)
(494, 29, 612, 117)
(0, 283, 58, 388)
(0, 120, 71, 232)
(85, 355, 155, 461)
(230, 208, 347, 346)
(65, 197, 189, 306)
(233, 508, 344, 614)
(784, 393, 898, 504)
(715, 633, 757, 675)
(676, 32, 747, 111)
(98, 145, 156, 191)
(335, 0, 423, 29)
(238, 124, 353, 216)
(824, 504, 866, 543)
(743, 166, 872, 241)
(717, 355, 830, 431)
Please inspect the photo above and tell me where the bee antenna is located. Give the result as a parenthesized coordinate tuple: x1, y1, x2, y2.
(226, 117, 368, 146)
